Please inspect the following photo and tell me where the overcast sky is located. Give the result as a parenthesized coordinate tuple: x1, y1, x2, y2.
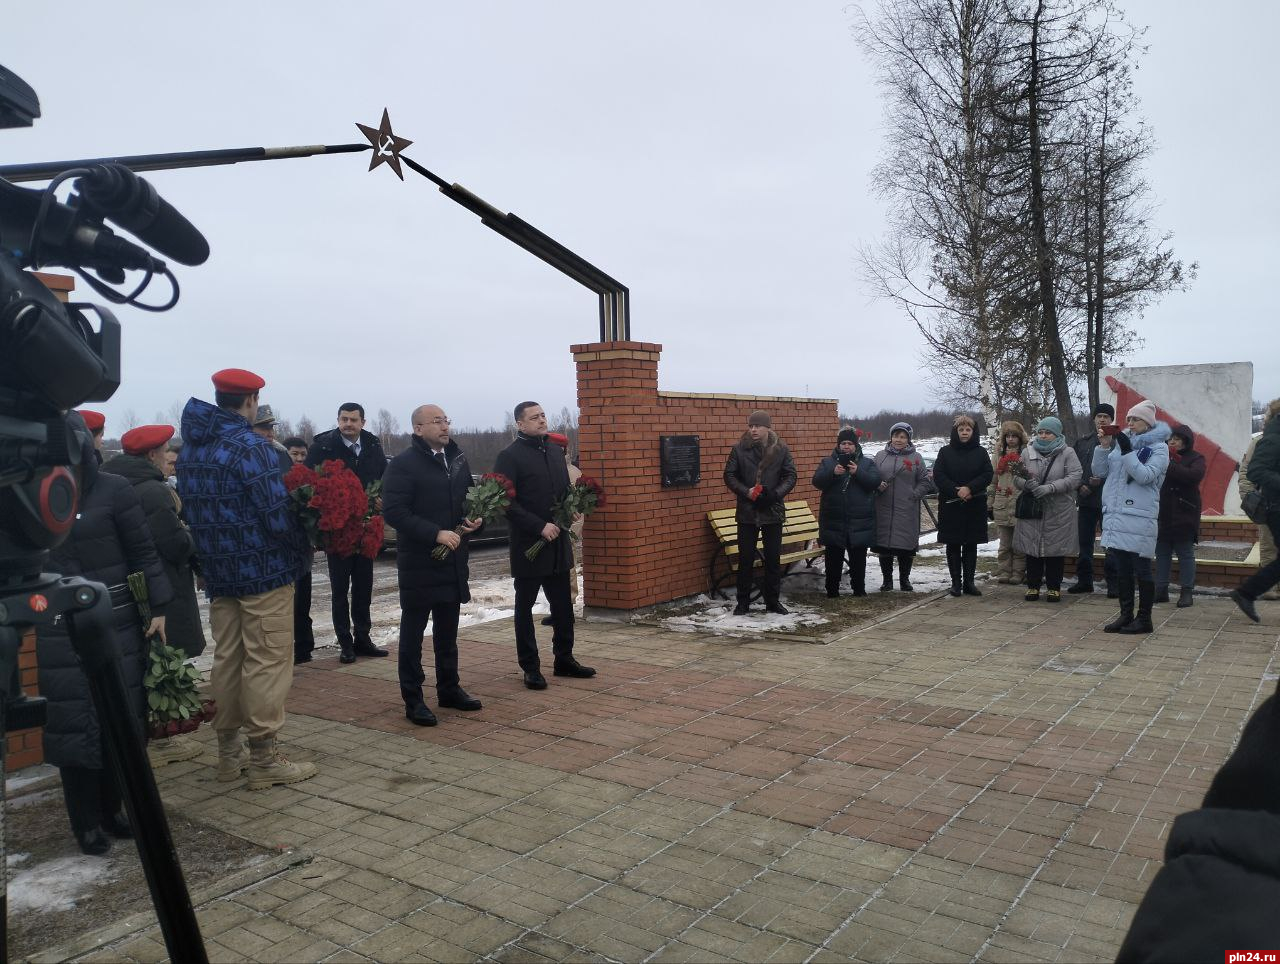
(6, 1, 1276, 435)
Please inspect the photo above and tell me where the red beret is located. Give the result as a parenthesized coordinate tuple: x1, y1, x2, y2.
(547, 432, 570, 448)
(122, 424, 175, 456)
(76, 409, 106, 432)
(211, 368, 265, 393)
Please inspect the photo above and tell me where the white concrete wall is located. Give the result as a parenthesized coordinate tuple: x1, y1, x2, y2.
(1100, 362, 1253, 516)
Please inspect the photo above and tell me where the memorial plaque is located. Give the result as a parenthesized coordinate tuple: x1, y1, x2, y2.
(660, 435, 701, 487)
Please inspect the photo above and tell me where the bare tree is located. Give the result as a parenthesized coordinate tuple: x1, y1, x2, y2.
(858, 0, 1192, 438)
(296, 415, 316, 445)
(120, 408, 140, 431)
(373, 408, 404, 455)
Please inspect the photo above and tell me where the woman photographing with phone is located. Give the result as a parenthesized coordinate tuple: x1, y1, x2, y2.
(1092, 400, 1171, 634)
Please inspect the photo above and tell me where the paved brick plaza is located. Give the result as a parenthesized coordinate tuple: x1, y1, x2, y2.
(54, 588, 1279, 962)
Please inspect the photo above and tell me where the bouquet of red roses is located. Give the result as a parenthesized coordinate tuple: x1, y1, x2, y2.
(996, 452, 1029, 479)
(432, 472, 516, 560)
(284, 459, 384, 559)
(525, 476, 606, 561)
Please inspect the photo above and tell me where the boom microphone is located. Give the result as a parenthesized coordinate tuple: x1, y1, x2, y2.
(75, 165, 210, 266)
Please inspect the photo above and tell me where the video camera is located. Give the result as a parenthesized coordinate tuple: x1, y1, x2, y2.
(1, 65, 208, 959)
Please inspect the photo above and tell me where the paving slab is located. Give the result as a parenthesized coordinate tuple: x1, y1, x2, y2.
(36, 588, 1280, 962)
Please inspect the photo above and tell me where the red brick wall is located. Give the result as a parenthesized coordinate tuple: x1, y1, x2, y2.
(6, 629, 44, 772)
(573, 342, 839, 611)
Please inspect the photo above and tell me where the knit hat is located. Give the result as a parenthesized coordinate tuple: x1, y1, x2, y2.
(1127, 400, 1158, 427)
(837, 428, 857, 444)
(889, 421, 913, 439)
(1092, 402, 1115, 419)
(747, 411, 772, 428)
(1034, 416, 1063, 437)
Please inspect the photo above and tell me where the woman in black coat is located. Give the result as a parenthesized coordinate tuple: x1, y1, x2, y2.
(932, 415, 994, 597)
(1154, 423, 1206, 608)
(37, 437, 173, 855)
(812, 429, 881, 597)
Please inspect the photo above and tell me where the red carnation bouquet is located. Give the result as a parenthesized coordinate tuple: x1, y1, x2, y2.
(285, 459, 384, 559)
(525, 476, 606, 560)
(432, 472, 516, 560)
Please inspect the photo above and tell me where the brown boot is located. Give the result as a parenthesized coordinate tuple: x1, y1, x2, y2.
(246, 737, 317, 791)
(216, 729, 249, 783)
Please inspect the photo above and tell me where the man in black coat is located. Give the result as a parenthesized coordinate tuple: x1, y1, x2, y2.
(305, 402, 388, 663)
(723, 411, 798, 616)
(493, 401, 595, 690)
(1070, 403, 1118, 595)
(382, 404, 484, 726)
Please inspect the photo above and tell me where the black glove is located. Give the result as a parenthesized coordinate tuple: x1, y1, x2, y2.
(755, 486, 775, 507)
(1115, 431, 1133, 455)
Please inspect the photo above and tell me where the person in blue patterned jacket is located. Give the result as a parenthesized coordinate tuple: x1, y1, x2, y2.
(177, 368, 315, 791)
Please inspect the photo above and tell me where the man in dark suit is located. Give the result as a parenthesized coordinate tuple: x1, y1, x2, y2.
(493, 401, 595, 690)
(381, 404, 483, 726)
(305, 402, 388, 663)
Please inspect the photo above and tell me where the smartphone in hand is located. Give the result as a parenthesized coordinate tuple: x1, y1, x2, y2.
(1101, 424, 1123, 436)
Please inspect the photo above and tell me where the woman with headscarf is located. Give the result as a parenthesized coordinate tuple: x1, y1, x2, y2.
(813, 428, 882, 597)
(36, 422, 173, 856)
(872, 422, 934, 592)
(1155, 424, 1206, 608)
(1093, 400, 1171, 634)
(990, 422, 1029, 585)
(1012, 417, 1083, 601)
(932, 415, 994, 597)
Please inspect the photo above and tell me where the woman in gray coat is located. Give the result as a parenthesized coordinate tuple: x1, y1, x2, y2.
(872, 422, 935, 591)
(1012, 417, 1082, 601)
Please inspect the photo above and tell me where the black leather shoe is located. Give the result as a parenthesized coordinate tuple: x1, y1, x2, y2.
(1231, 590, 1261, 623)
(852, 588, 867, 597)
(899, 581, 914, 593)
(949, 582, 963, 598)
(102, 811, 133, 839)
(77, 827, 112, 856)
(962, 584, 983, 597)
(338, 640, 356, 664)
(405, 704, 438, 726)
(353, 638, 388, 658)
(524, 671, 548, 690)
(438, 688, 483, 711)
(764, 602, 789, 615)
(554, 660, 596, 678)
(294, 652, 313, 665)
(732, 603, 750, 616)
(1106, 587, 1119, 599)
(879, 580, 893, 592)
(1177, 587, 1194, 608)
(541, 615, 554, 626)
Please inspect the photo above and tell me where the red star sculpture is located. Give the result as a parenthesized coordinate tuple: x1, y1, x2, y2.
(356, 109, 413, 180)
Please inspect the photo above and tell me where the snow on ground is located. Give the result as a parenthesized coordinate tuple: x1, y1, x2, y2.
(5, 764, 57, 794)
(6, 855, 120, 914)
(662, 595, 830, 637)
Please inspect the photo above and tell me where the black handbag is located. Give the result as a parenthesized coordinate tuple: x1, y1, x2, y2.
(1243, 489, 1269, 524)
(1014, 450, 1061, 521)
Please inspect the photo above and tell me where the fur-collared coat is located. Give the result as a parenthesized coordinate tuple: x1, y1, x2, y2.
(723, 430, 798, 526)
(990, 421, 1029, 529)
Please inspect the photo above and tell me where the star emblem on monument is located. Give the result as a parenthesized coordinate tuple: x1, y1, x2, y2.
(356, 108, 413, 180)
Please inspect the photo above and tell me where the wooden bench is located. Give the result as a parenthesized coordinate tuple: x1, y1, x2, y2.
(707, 500, 823, 599)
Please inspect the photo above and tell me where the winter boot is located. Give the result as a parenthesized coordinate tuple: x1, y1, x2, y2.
(1177, 586, 1194, 608)
(148, 735, 203, 768)
(246, 737, 317, 791)
(961, 544, 982, 596)
(1120, 581, 1156, 634)
(946, 545, 962, 597)
(1154, 583, 1170, 605)
(1104, 569, 1135, 633)
(216, 729, 249, 783)
(898, 555, 914, 593)
(878, 554, 895, 592)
